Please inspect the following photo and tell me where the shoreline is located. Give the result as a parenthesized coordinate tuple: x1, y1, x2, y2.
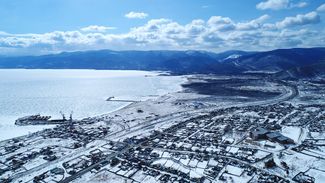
(0, 90, 178, 143)
(0, 72, 188, 142)
(0, 74, 293, 143)
(2, 74, 323, 183)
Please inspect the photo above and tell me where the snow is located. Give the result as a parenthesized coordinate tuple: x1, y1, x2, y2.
(23, 158, 48, 170)
(110, 165, 120, 173)
(172, 162, 180, 170)
(151, 149, 164, 157)
(152, 159, 167, 166)
(197, 161, 208, 169)
(254, 150, 270, 159)
(305, 148, 325, 157)
(124, 168, 138, 178)
(306, 169, 325, 183)
(222, 137, 235, 144)
(281, 126, 302, 143)
(188, 158, 199, 167)
(141, 176, 157, 183)
(82, 170, 133, 183)
(131, 170, 147, 182)
(310, 132, 325, 139)
(190, 168, 204, 178)
(274, 152, 319, 177)
(208, 159, 218, 166)
(261, 140, 284, 151)
(3, 74, 325, 183)
(0, 124, 56, 141)
(224, 54, 241, 60)
(225, 165, 244, 176)
(180, 158, 190, 165)
(178, 165, 190, 174)
(116, 169, 129, 176)
(165, 159, 174, 167)
(228, 147, 239, 154)
(0, 70, 187, 141)
(162, 151, 171, 158)
(223, 172, 252, 183)
(240, 111, 260, 118)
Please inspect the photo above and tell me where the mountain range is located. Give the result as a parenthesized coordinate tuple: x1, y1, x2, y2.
(0, 47, 324, 78)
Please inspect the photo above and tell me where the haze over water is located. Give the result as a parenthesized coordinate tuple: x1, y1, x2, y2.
(0, 69, 185, 140)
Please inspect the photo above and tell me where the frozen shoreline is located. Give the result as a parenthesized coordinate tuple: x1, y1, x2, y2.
(0, 69, 187, 141)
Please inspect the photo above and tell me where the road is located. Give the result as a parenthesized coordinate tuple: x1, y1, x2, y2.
(54, 79, 298, 182)
(6, 78, 298, 182)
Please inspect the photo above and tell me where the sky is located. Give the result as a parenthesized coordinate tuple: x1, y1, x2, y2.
(0, 0, 325, 55)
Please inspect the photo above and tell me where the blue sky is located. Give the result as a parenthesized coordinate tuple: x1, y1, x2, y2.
(0, 0, 324, 55)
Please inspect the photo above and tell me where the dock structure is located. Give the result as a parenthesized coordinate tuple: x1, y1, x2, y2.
(107, 99, 140, 102)
(15, 112, 75, 126)
(106, 97, 140, 103)
(15, 119, 69, 126)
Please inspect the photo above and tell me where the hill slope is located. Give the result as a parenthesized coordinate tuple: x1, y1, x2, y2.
(0, 48, 324, 76)
(0, 50, 245, 74)
(232, 47, 325, 72)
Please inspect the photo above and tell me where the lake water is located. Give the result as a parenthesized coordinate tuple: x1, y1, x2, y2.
(0, 69, 185, 141)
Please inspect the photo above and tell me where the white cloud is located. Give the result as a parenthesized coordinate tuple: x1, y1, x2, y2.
(236, 14, 270, 30)
(276, 11, 320, 28)
(125, 11, 148, 19)
(81, 25, 116, 32)
(207, 16, 235, 31)
(256, 0, 308, 10)
(257, 0, 289, 10)
(317, 3, 325, 12)
(0, 31, 10, 36)
(0, 13, 323, 55)
(291, 2, 308, 8)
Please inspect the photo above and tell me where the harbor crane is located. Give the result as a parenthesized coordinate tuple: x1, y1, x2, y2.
(60, 111, 66, 121)
(69, 111, 73, 121)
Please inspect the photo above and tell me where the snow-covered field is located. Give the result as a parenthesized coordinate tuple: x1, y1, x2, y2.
(281, 126, 304, 143)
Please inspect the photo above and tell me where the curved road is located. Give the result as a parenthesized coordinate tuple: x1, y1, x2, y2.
(9, 78, 298, 183)
(57, 79, 298, 183)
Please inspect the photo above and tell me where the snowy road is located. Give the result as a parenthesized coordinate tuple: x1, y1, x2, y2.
(56, 79, 298, 183)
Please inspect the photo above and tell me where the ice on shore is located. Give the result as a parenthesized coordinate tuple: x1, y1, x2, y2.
(0, 69, 187, 141)
(0, 121, 55, 141)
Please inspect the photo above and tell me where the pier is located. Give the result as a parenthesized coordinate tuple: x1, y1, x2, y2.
(106, 97, 140, 103)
